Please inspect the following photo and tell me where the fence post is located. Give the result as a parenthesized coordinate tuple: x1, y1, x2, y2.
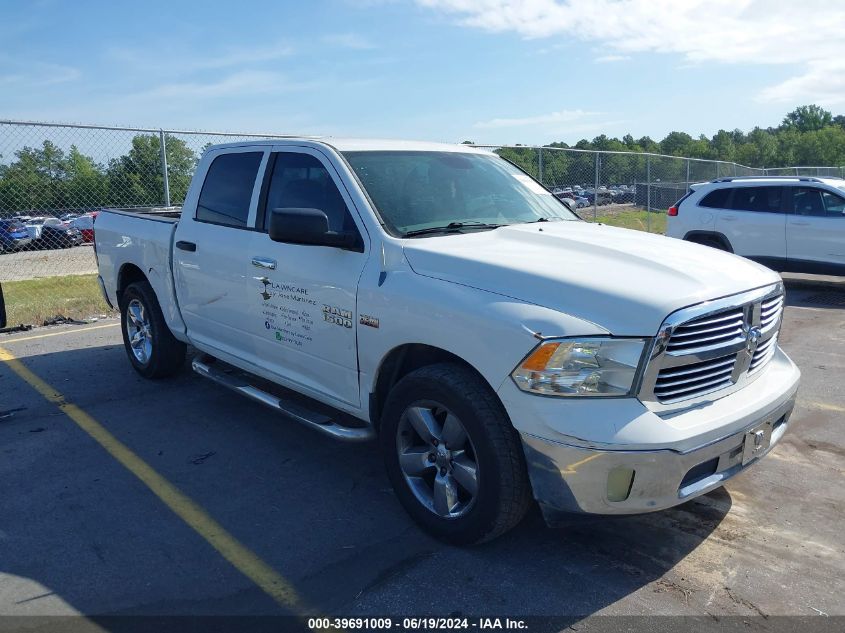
(159, 129, 171, 207)
(686, 158, 691, 192)
(646, 155, 651, 232)
(538, 146, 543, 185)
(593, 152, 599, 220)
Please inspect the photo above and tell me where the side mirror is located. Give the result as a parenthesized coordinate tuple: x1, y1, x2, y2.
(268, 208, 358, 250)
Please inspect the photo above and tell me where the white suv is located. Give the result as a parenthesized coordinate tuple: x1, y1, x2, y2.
(666, 176, 845, 275)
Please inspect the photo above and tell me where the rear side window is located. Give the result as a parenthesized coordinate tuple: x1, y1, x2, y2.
(196, 152, 263, 227)
(699, 188, 731, 209)
(729, 186, 782, 213)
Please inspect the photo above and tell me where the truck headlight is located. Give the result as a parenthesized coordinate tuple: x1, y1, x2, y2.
(511, 338, 648, 397)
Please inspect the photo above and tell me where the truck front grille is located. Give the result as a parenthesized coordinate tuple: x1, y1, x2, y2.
(640, 284, 784, 408)
(654, 352, 737, 402)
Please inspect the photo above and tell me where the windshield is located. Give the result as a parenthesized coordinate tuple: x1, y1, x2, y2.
(343, 151, 578, 236)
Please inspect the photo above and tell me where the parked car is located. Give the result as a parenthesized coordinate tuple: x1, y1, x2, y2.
(0, 219, 34, 253)
(574, 195, 589, 208)
(96, 139, 798, 544)
(70, 213, 98, 243)
(585, 190, 613, 205)
(24, 216, 51, 240)
(60, 213, 80, 222)
(39, 220, 84, 249)
(666, 175, 845, 275)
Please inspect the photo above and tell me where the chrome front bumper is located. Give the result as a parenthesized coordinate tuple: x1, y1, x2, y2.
(518, 353, 799, 520)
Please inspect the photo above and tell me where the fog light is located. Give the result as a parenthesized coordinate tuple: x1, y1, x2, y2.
(607, 467, 635, 502)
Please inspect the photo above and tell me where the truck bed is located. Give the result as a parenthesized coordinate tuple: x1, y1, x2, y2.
(96, 206, 186, 337)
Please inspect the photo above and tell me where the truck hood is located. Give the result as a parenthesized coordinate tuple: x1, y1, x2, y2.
(402, 221, 779, 335)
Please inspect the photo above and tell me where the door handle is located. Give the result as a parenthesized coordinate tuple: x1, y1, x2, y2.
(251, 257, 277, 270)
(790, 221, 810, 226)
(721, 215, 737, 221)
(175, 240, 197, 252)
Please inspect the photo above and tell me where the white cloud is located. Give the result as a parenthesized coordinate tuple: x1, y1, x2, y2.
(322, 33, 376, 50)
(474, 109, 599, 128)
(594, 54, 629, 63)
(131, 71, 319, 101)
(416, 0, 845, 105)
(759, 59, 845, 106)
(108, 42, 293, 72)
(0, 58, 79, 87)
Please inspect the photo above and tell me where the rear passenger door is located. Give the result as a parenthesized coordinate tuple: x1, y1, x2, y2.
(245, 146, 369, 407)
(786, 187, 845, 272)
(173, 147, 268, 366)
(715, 185, 786, 266)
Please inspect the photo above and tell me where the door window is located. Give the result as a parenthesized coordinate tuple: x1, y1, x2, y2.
(728, 186, 782, 213)
(263, 152, 356, 233)
(790, 187, 845, 217)
(196, 152, 263, 227)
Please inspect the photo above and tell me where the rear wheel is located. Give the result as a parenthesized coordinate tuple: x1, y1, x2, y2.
(119, 281, 186, 379)
(381, 363, 532, 544)
(689, 236, 728, 251)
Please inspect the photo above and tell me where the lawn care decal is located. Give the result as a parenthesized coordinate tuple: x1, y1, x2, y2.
(258, 277, 317, 348)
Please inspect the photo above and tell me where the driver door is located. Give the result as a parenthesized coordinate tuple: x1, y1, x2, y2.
(246, 146, 369, 407)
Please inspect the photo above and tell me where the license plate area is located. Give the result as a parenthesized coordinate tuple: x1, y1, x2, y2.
(742, 420, 773, 465)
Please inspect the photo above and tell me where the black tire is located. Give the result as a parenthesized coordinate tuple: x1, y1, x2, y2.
(380, 363, 532, 544)
(689, 236, 728, 251)
(119, 280, 186, 379)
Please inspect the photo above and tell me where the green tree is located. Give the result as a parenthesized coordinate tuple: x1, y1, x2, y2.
(107, 134, 197, 206)
(781, 105, 833, 133)
(660, 131, 693, 156)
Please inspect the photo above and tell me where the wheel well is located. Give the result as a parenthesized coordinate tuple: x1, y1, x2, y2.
(117, 264, 147, 305)
(370, 344, 483, 430)
(684, 231, 733, 253)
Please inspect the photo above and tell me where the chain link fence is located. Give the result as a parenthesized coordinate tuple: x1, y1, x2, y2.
(1, 120, 842, 328)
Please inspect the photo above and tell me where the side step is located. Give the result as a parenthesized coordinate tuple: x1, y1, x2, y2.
(191, 356, 375, 442)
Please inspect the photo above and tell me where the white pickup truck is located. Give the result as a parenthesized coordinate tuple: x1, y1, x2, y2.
(95, 139, 800, 544)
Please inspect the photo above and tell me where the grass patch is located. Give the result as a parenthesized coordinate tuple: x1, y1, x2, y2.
(590, 208, 667, 235)
(3, 274, 114, 326)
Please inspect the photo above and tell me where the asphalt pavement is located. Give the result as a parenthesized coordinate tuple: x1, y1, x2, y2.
(0, 274, 843, 626)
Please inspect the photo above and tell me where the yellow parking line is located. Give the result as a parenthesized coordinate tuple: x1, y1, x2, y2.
(1, 322, 119, 344)
(0, 345, 309, 614)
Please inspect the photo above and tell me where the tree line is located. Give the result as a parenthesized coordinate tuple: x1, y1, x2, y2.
(0, 134, 197, 215)
(1, 105, 844, 215)
(489, 105, 845, 187)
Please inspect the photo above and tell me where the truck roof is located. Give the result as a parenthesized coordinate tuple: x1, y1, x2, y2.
(204, 138, 493, 154)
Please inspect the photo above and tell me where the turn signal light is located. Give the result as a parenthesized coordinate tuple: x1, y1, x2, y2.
(667, 206, 678, 216)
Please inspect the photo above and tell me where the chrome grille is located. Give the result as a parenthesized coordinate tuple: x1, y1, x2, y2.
(640, 283, 784, 409)
(665, 308, 744, 352)
(750, 333, 778, 373)
(654, 352, 737, 402)
(760, 295, 784, 331)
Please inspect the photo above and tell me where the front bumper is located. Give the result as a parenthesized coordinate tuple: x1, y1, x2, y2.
(511, 348, 799, 518)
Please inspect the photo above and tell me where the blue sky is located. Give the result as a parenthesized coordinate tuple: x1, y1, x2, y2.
(2, 0, 843, 145)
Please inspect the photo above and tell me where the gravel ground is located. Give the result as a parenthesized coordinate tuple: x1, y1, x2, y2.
(0, 244, 97, 282)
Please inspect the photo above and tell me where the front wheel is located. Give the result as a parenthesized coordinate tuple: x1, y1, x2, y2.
(119, 280, 186, 379)
(380, 363, 532, 544)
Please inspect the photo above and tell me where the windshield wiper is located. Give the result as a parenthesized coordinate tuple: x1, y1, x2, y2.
(403, 221, 505, 237)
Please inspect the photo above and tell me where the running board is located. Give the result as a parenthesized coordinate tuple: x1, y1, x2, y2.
(191, 356, 375, 442)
